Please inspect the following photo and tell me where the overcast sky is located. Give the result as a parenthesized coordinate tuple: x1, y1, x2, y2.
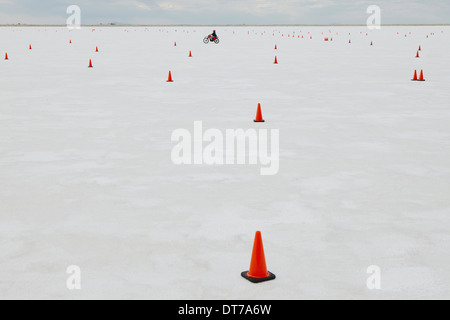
(0, 0, 449, 25)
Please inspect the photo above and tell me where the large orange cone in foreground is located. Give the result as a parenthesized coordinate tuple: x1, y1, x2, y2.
(5, 53, 8, 60)
(254, 103, 265, 122)
(241, 231, 276, 283)
(88, 59, 93, 68)
(167, 71, 173, 82)
(412, 70, 418, 81)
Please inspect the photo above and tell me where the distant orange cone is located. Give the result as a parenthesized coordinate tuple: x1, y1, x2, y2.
(88, 59, 93, 68)
(412, 70, 418, 81)
(418, 70, 425, 81)
(416, 51, 419, 58)
(274, 56, 278, 64)
(274, 44, 277, 50)
(254, 103, 265, 122)
(419, 45, 421, 51)
(241, 231, 275, 283)
(370, 41, 373, 46)
(349, 39, 351, 44)
(167, 71, 173, 82)
(189, 50, 192, 57)
(70, 40, 72, 44)
(29, 44, 32, 50)
(5, 53, 8, 60)
(96, 46, 99, 52)
(174, 42, 177, 46)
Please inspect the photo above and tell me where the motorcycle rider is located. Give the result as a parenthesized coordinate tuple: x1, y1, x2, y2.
(211, 30, 218, 40)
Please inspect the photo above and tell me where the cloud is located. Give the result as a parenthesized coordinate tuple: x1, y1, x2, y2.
(157, 1, 184, 10)
(109, 0, 156, 10)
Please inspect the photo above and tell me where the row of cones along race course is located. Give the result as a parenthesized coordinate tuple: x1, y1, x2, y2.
(165, 31, 432, 283)
(412, 45, 425, 81)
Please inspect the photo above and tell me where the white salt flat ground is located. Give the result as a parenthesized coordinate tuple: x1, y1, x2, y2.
(0, 26, 449, 299)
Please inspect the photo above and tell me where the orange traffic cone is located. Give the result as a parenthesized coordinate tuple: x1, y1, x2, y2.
(174, 42, 177, 46)
(416, 51, 419, 58)
(419, 45, 421, 51)
(5, 53, 8, 60)
(70, 40, 72, 44)
(274, 44, 277, 50)
(241, 231, 275, 283)
(274, 56, 278, 64)
(96, 46, 99, 52)
(349, 39, 351, 44)
(418, 70, 425, 81)
(189, 50, 192, 57)
(254, 103, 265, 122)
(29, 44, 32, 50)
(412, 70, 418, 81)
(88, 59, 93, 68)
(167, 71, 173, 82)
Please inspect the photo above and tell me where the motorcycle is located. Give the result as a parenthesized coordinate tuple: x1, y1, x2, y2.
(203, 34, 220, 44)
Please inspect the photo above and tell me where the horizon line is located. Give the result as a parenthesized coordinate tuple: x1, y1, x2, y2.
(0, 24, 450, 27)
